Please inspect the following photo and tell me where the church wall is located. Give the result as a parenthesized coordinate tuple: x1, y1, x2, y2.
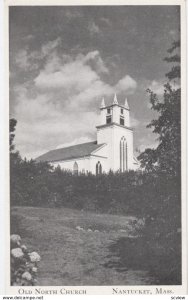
(88, 156, 108, 174)
(112, 106, 130, 126)
(123, 109, 130, 127)
(51, 124, 137, 174)
(92, 144, 108, 158)
(97, 124, 135, 172)
(97, 126, 114, 170)
(50, 155, 108, 175)
(113, 126, 134, 171)
(112, 105, 120, 124)
(51, 157, 90, 174)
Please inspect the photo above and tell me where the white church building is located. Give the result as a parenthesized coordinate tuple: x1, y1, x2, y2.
(36, 94, 139, 174)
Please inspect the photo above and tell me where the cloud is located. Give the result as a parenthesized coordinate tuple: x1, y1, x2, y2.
(35, 61, 99, 92)
(14, 86, 98, 159)
(34, 50, 109, 93)
(100, 17, 111, 27)
(15, 49, 31, 70)
(14, 38, 62, 72)
(12, 41, 138, 159)
(169, 29, 179, 39)
(137, 134, 159, 153)
(34, 50, 136, 108)
(138, 141, 159, 153)
(41, 38, 61, 57)
(68, 80, 113, 109)
(115, 75, 137, 94)
(64, 9, 83, 20)
(22, 34, 34, 41)
(83, 51, 109, 74)
(148, 79, 180, 96)
(88, 21, 100, 35)
(148, 80, 165, 95)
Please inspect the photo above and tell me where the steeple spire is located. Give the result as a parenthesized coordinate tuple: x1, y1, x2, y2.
(100, 97, 105, 108)
(124, 97, 129, 109)
(113, 93, 118, 105)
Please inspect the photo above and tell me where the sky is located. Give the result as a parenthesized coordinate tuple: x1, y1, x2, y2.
(9, 6, 180, 159)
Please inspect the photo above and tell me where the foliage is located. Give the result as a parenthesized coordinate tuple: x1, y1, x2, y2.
(10, 158, 54, 206)
(11, 234, 41, 286)
(10, 141, 181, 285)
(10, 118, 17, 152)
(137, 39, 181, 283)
(138, 40, 181, 178)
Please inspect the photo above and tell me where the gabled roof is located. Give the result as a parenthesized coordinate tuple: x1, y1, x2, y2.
(35, 141, 105, 163)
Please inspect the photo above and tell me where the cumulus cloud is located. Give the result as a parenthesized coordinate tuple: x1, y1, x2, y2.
(12, 39, 138, 158)
(14, 38, 62, 72)
(148, 79, 180, 96)
(35, 50, 109, 93)
(15, 49, 31, 70)
(115, 75, 137, 94)
(14, 87, 98, 159)
(137, 133, 159, 153)
(35, 61, 99, 91)
(41, 37, 61, 57)
(138, 141, 159, 153)
(148, 80, 165, 95)
(83, 51, 109, 74)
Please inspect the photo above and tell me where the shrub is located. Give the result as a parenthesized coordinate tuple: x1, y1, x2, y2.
(11, 234, 41, 286)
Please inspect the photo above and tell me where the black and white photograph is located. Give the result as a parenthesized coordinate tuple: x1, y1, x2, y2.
(6, 0, 187, 294)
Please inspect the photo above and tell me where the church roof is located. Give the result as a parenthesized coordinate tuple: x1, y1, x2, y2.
(35, 141, 105, 163)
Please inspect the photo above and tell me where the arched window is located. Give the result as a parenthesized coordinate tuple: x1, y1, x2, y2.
(96, 161, 102, 175)
(120, 137, 128, 172)
(73, 161, 78, 175)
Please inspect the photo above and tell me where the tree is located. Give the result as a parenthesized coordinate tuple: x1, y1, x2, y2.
(10, 119, 23, 205)
(138, 40, 181, 178)
(10, 118, 22, 164)
(9, 118, 55, 206)
(10, 118, 17, 152)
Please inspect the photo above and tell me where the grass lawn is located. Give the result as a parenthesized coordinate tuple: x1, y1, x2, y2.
(11, 206, 156, 286)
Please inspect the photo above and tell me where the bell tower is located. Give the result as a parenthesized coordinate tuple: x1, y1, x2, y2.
(96, 94, 134, 172)
(99, 93, 130, 127)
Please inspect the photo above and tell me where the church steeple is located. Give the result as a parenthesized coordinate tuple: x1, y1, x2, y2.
(124, 97, 129, 110)
(113, 93, 118, 105)
(98, 94, 130, 128)
(100, 97, 105, 108)
(96, 94, 134, 172)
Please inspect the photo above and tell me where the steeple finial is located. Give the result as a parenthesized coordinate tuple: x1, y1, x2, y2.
(113, 93, 118, 105)
(124, 97, 129, 109)
(100, 97, 105, 108)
